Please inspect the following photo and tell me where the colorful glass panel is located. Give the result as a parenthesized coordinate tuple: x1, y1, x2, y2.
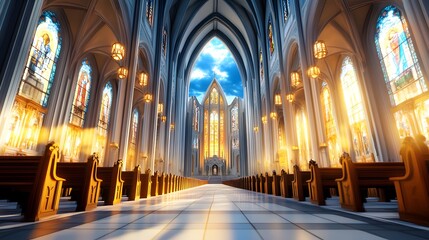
(70, 59, 92, 127)
(268, 18, 275, 56)
(146, 0, 153, 27)
(321, 82, 341, 167)
(5, 11, 61, 151)
(19, 11, 61, 107)
(282, 0, 290, 22)
(340, 57, 371, 160)
(96, 82, 113, 165)
(375, 5, 426, 106)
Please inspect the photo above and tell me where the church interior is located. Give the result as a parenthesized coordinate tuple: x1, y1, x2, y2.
(0, 0, 428, 239)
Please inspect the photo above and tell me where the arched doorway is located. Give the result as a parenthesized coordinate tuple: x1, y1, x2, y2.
(212, 164, 218, 176)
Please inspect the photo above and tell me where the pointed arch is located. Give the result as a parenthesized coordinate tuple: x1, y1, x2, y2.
(340, 57, 372, 161)
(5, 11, 62, 151)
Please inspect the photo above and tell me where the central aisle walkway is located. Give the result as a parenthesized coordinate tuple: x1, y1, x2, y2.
(0, 184, 428, 240)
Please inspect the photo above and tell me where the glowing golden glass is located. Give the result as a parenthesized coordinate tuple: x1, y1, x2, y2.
(275, 94, 282, 105)
(291, 71, 301, 87)
(314, 40, 327, 59)
(270, 112, 277, 119)
(111, 43, 125, 61)
(262, 116, 267, 124)
(286, 93, 294, 102)
(307, 66, 320, 78)
(144, 94, 152, 102)
(139, 72, 148, 86)
(118, 67, 128, 79)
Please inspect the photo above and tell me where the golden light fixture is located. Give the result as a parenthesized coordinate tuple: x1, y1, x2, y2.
(144, 93, 153, 103)
(157, 103, 163, 114)
(286, 93, 294, 102)
(253, 126, 259, 132)
(270, 112, 277, 120)
(117, 67, 128, 79)
(161, 115, 167, 122)
(261, 116, 267, 124)
(307, 66, 320, 78)
(139, 72, 148, 86)
(314, 40, 327, 59)
(275, 94, 282, 105)
(111, 42, 125, 61)
(291, 71, 301, 87)
(170, 123, 175, 130)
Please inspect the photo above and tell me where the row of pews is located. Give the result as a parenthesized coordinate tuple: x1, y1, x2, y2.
(223, 140, 429, 226)
(0, 142, 207, 221)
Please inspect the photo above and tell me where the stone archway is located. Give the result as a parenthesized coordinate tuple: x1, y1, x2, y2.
(212, 164, 218, 176)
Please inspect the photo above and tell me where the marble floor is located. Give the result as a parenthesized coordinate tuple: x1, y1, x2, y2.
(0, 184, 428, 240)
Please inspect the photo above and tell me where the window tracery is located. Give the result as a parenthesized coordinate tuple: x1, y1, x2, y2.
(5, 11, 61, 151)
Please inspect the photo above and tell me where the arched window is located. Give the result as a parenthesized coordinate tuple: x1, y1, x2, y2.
(96, 82, 113, 165)
(4, 11, 61, 151)
(127, 109, 138, 169)
(63, 60, 92, 161)
(320, 81, 340, 167)
(70, 59, 92, 127)
(193, 99, 199, 131)
(375, 5, 428, 139)
(375, 5, 426, 106)
(282, 0, 290, 23)
(268, 17, 275, 56)
(162, 27, 167, 57)
(259, 48, 264, 86)
(340, 57, 372, 161)
(295, 108, 309, 170)
(146, 0, 153, 27)
(231, 103, 239, 149)
(203, 84, 226, 158)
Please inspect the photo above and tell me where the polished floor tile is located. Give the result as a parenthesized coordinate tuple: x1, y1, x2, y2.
(0, 184, 428, 240)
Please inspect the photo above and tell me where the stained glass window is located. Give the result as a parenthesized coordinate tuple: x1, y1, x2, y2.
(203, 84, 226, 158)
(146, 0, 153, 27)
(296, 108, 309, 170)
(321, 81, 340, 167)
(96, 82, 113, 165)
(5, 11, 61, 151)
(375, 5, 426, 106)
(231, 103, 239, 149)
(162, 28, 167, 57)
(340, 57, 371, 160)
(126, 109, 138, 169)
(259, 48, 264, 86)
(193, 99, 199, 131)
(70, 59, 92, 127)
(268, 18, 275, 56)
(282, 0, 290, 22)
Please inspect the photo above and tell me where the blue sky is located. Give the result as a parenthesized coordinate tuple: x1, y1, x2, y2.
(189, 37, 243, 105)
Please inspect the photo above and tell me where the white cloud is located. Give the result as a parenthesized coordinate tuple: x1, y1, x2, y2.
(201, 38, 235, 66)
(212, 66, 228, 82)
(190, 68, 208, 81)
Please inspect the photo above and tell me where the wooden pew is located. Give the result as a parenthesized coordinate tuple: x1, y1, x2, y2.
(255, 174, 260, 192)
(0, 142, 64, 221)
(151, 171, 159, 196)
(165, 173, 171, 194)
(57, 153, 102, 211)
(259, 174, 265, 193)
(97, 160, 124, 205)
(336, 153, 405, 212)
(158, 172, 165, 195)
(140, 169, 152, 198)
(272, 170, 281, 196)
(264, 172, 273, 195)
(292, 165, 310, 201)
(251, 175, 256, 192)
(280, 169, 293, 198)
(307, 160, 342, 205)
(390, 141, 429, 226)
(121, 165, 141, 201)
